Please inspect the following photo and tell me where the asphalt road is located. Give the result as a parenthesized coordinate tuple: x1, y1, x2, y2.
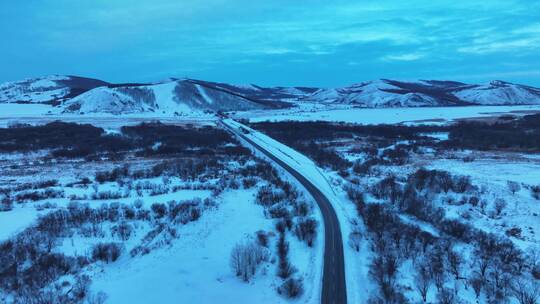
(221, 120, 347, 304)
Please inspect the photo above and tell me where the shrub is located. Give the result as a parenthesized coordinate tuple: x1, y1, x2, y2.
(256, 231, 269, 248)
(348, 229, 362, 252)
(169, 200, 202, 224)
(90, 190, 123, 200)
(113, 221, 133, 241)
(371, 176, 402, 204)
(276, 233, 296, 279)
(230, 240, 268, 282)
(0, 196, 13, 211)
(151, 203, 167, 218)
(277, 277, 304, 298)
(507, 181, 521, 195)
(345, 185, 365, 216)
(531, 185, 540, 200)
(294, 217, 317, 247)
(532, 265, 540, 280)
(493, 198, 507, 216)
(407, 168, 474, 194)
(91, 243, 122, 263)
(242, 177, 258, 189)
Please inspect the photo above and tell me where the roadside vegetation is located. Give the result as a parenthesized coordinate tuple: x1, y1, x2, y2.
(250, 114, 540, 303)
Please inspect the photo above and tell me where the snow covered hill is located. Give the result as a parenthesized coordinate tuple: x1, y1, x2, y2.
(1, 75, 540, 114)
(453, 80, 540, 105)
(61, 80, 276, 115)
(187, 79, 317, 104)
(306, 79, 540, 107)
(0, 75, 109, 105)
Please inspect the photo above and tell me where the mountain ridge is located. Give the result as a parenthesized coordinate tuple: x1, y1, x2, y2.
(1, 75, 540, 114)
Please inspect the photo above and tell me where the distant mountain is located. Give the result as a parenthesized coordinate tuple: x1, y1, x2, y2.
(187, 79, 318, 104)
(0, 75, 109, 105)
(452, 80, 540, 105)
(1, 75, 539, 114)
(306, 79, 540, 107)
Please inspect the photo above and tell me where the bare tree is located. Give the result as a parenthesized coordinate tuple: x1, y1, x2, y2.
(446, 248, 462, 280)
(507, 181, 521, 195)
(493, 198, 507, 217)
(414, 259, 433, 302)
(512, 279, 540, 304)
(528, 248, 540, 279)
(230, 240, 268, 282)
(469, 274, 483, 301)
(428, 248, 447, 292)
(369, 253, 400, 302)
(437, 288, 457, 304)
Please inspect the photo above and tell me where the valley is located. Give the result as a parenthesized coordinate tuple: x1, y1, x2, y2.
(0, 75, 539, 304)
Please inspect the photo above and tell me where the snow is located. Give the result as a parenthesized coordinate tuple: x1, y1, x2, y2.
(240, 104, 540, 125)
(196, 84, 214, 104)
(454, 81, 540, 105)
(30, 79, 59, 90)
(430, 157, 540, 186)
(0, 75, 71, 104)
(64, 86, 149, 114)
(420, 132, 449, 140)
(151, 81, 195, 114)
(424, 156, 540, 252)
(232, 84, 260, 91)
(89, 190, 302, 303)
(0, 103, 53, 118)
(0, 207, 39, 241)
(303, 79, 540, 107)
(0, 102, 215, 129)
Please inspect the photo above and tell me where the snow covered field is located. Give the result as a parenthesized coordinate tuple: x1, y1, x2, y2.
(238, 104, 540, 125)
(0, 122, 322, 303)
(0, 103, 216, 129)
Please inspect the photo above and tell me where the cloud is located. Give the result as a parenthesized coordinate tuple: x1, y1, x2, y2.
(458, 37, 540, 54)
(1, 0, 540, 86)
(381, 53, 425, 61)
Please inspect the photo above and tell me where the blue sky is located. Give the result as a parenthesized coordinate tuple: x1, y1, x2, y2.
(1, 0, 540, 87)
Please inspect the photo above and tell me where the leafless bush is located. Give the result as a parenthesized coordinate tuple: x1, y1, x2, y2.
(277, 277, 304, 298)
(369, 253, 400, 302)
(507, 181, 521, 195)
(414, 258, 432, 302)
(294, 217, 317, 247)
(90, 190, 124, 200)
(230, 240, 268, 282)
(437, 288, 457, 304)
(531, 185, 540, 200)
(493, 198, 507, 217)
(511, 279, 540, 304)
(91, 243, 122, 263)
(112, 221, 133, 241)
(348, 228, 362, 252)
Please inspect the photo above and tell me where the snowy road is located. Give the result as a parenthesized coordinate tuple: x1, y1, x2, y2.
(221, 119, 347, 304)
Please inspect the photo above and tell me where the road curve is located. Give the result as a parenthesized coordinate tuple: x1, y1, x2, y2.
(221, 120, 347, 304)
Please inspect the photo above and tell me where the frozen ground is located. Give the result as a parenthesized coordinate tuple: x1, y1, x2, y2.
(90, 190, 286, 303)
(237, 104, 540, 125)
(0, 103, 216, 129)
(0, 206, 39, 241)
